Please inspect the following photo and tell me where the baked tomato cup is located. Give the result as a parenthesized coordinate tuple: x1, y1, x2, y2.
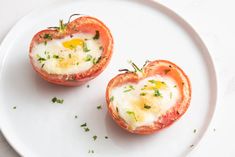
(29, 15, 113, 86)
(106, 60, 191, 134)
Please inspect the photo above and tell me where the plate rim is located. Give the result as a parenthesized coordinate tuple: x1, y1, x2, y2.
(0, 0, 218, 156)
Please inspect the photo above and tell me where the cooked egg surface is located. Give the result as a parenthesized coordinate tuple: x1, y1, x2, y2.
(110, 75, 180, 129)
(31, 33, 103, 75)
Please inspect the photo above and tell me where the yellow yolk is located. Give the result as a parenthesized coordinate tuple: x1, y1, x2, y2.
(62, 38, 84, 50)
(142, 80, 167, 90)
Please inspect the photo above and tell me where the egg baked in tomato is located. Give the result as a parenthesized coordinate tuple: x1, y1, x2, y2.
(29, 14, 113, 86)
(106, 60, 191, 134)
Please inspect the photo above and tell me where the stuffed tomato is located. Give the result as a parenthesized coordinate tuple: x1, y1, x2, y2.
(106, 60, 191, 134)
(29, 15, 113, 86)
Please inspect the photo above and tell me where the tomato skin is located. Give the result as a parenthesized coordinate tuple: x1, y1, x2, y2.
(106, 60, 191, 134)
(29, 16, 113, 86)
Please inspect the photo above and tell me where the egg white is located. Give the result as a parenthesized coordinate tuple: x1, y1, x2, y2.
(110, 75, 180, 129)
(31, 33, 102, 75)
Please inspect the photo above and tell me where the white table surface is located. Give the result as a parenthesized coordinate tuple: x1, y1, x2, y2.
(0, 0, 234, 156)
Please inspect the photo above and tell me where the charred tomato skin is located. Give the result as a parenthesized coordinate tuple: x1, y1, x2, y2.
(29, 16, 113, 86)
(106, 60, 191, 134)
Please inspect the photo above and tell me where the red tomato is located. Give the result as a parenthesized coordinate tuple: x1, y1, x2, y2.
(106, 60, 191, 134)
(29, 16, 113, 86)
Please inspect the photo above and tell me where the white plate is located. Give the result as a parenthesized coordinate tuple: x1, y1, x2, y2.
(0, 0, 217, 157)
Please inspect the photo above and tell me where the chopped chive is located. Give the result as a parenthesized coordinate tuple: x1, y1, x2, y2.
(84, 55, 92, 62)
(88, 150, 94, 153)
(37, 57, 46, 62)
(53, 55, 59, 59)
(164, 69, 171, 74)
(97, 105, 102, 110)
(93, 30, 100, 40)
(170, 92, 173, 99)
(69, 53, 72, 58)
(99, 46, 103, 50)
(41, 64, 45, 68)
(80, 123, 87, 127)
(193, 129, 197, 133)
(44, 41, 47, 45)
(47, 55, 50, 59)
(83, 42, 90, 52)
(51, 97, 64, 104)
(144, 104, 151, 109)
(154, 89, 162, 97)
(116, 107, 119, 113)
(93, 135, 97, 141)
(13, 106, 16, 109)
(43, 34, 52, 40)
(140, 92, 146, 96)
(174, 85, 177, 88)
(123, 85, 135, 92)
(148, 80, 156, 84)
(76, 62, 79, 65)
(110, 96, 114, 102)
(126, 111, 137, 121)
(84, 127, 90, 132)
(92, 57, 101, 64)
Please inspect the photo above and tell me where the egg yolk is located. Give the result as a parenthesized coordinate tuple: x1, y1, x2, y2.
(62, 38, 84, 50)
(142, 80, 167, 90)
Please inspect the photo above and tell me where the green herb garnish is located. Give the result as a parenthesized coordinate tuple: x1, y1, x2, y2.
(193, 129, 197, 133)
(154, 89, 162, 97)
(84, 55, 92, 62)
(83, 42, 90, 52)
(123, 85, 135, 92)
(99, 46, 103, 50)
(93, 135, 97, 141)
(37, 57, 46, 62)
(84, 127, 90, 132)
(93, 30, 100, 40)
(148, 80, 156, 84)
(53, 55, 59, 59)
(170, 92, 173, 99)
(51, 97, 64, 104)
(80, 123, 87, 127)
(116, 107, 119, 113)
(13, 106, 16, 109)
(41, 64, 45, 68)
(110, 96, 114, 102)
(88, 150, 94, 154)
(69, 53, 72, 58)
(43, 34, 52, 40)
(126, 111, 137, 121)
(97, 105, 102, 110)
(92, 57, 101, 64)
(174, 85, 177, 88)
(140, 92, 146, 96)
(144, 104, 151, 109)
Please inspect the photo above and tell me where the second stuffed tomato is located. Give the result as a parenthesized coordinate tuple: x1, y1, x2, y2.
(106, 60, 191, 134)
(29, 15, 113, 86)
